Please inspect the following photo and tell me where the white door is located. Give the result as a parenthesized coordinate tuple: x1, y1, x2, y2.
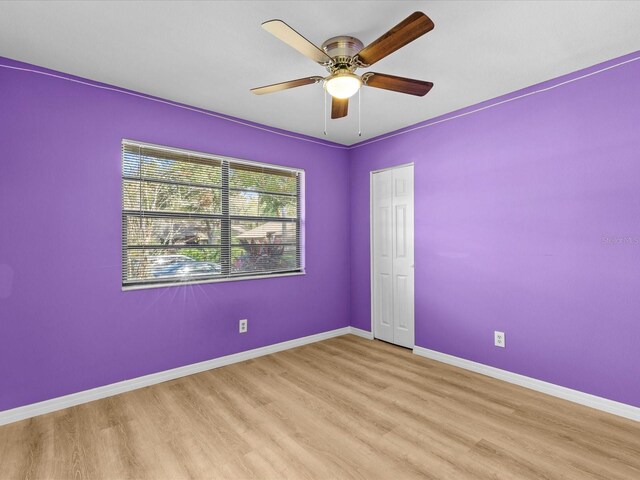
(372, 169, 394, 344)
(372, 165, 414, 348)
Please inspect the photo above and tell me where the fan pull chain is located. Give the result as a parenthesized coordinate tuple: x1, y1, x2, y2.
(358, 88, 362, 137)
(323, 89, 327, 136)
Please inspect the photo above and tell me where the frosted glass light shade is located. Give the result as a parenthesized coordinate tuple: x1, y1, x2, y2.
(325, 73, 361, 99)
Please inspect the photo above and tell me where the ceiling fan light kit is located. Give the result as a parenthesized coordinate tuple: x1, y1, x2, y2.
(325, 71, 361, 99)
(251, 11, 435, 130)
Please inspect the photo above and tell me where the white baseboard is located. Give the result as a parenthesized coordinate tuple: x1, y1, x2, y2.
(0, 327, 351, 426)
(11, 330, 633, 427)
(413, 346, 640, 422)
(349, 327, 374, 339)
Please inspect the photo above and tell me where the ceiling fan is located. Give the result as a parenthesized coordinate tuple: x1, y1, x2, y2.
(251, 12, 435, 119)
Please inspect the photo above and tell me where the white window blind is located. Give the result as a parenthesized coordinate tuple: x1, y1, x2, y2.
(122, 140, 303, 287)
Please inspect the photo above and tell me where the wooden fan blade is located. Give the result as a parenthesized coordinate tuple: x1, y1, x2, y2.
(356, 12, 434, 66)
(364, 73, 433, 96)
(251, 76, 323, 95)
(331, 97, 349, 119)
(262, 20, 333, 65)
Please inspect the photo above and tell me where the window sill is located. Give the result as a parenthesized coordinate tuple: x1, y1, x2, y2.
(122, 271, 306, 292)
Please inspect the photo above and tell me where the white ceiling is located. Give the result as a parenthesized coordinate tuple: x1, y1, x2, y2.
(1, 1, 639, 145)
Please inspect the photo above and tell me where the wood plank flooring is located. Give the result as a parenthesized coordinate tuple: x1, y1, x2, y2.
(1, 335, 639, 479)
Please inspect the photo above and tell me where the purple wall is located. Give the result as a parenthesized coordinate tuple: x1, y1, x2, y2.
(0, 57, 350, 411)
(349, 52, 640, 407)
(2, 51, 640, 413)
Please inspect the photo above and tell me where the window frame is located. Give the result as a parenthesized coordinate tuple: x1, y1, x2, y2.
(121, 139, 305, 291)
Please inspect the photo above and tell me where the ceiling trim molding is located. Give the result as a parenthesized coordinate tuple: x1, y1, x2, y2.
(0, 61, 349, 150)
(349, 52, 640, 149)
(3, 51, 639, 152)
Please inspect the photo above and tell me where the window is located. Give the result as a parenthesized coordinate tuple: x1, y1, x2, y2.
(122, 140, 303, 288)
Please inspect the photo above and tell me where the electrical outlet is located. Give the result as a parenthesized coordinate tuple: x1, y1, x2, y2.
(239, 319, 248, 333)
(494, 331, 505, 348)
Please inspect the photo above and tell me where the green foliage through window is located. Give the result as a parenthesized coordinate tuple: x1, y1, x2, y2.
(122, 141, 302, 286)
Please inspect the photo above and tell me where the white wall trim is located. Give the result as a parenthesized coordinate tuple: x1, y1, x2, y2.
(351, 55, 640, 149)
(0, 64, 348, 150)
(9, 330, 635, 426)
(370, 162, 415, 174)
(413, 346, 640, 422)
(0, 327, 351, 426)
(349, 327, 374, 340)
(369, 171, 375, 338)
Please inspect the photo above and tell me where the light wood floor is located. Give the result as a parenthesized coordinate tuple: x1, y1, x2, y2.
(1, 335, 639, 479)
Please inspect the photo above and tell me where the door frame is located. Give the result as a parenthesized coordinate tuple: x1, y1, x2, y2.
(369, 162, 415, 344)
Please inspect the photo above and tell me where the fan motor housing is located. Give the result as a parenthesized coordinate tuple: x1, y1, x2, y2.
(322, 36, 364, 68)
